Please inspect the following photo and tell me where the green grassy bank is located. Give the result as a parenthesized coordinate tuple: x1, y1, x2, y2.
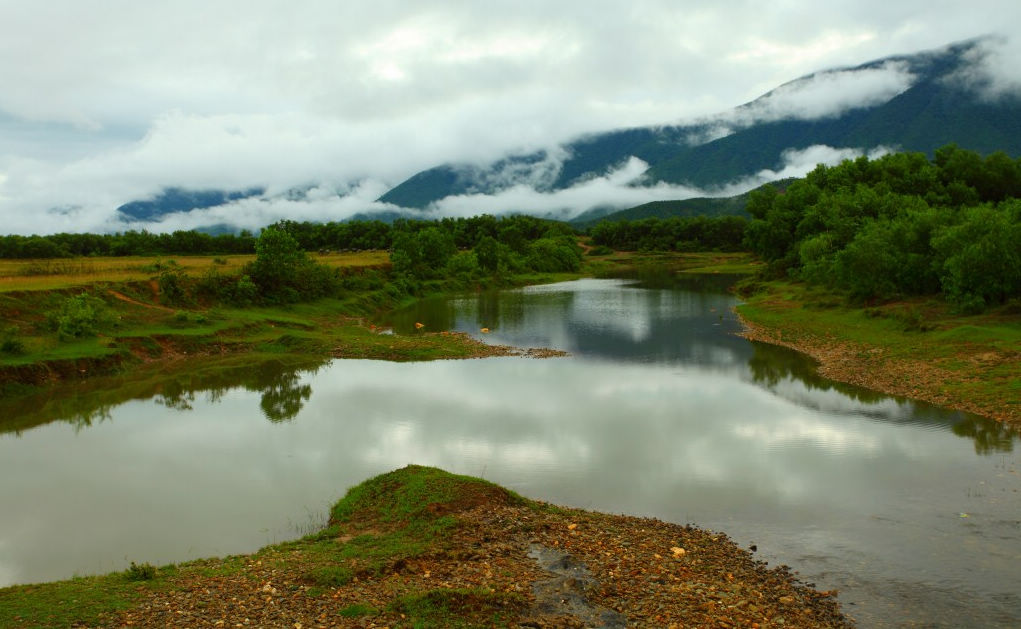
(736, 279, 1021, 423)
(0, 250, 755, 394)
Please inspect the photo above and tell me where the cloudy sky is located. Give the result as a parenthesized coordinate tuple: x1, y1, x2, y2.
(1, 1, 1020, 234)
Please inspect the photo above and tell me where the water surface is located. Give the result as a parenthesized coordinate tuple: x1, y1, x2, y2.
(1, 277, 1018, 627)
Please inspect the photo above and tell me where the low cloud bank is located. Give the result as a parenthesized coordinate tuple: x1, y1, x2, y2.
(124, 144, 886, 231)
(685, 60, 916, 147)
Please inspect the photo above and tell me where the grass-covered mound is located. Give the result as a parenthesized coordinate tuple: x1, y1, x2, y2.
(0, 465, 851, 628)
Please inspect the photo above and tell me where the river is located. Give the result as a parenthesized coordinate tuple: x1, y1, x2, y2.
(1, 276, 1019, 627)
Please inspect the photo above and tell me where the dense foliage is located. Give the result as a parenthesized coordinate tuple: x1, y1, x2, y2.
(0, 215, 581, 264)
(589, 215, 747, 252)
(387, 215, 582, 280)
(0, 215, 584, 311)
(0, 229, 257, 258)
(744, 145, 1021, 312)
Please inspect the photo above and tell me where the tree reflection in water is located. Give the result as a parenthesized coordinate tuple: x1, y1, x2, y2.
(0, 357, 327, 436)
(251, 362, 312, 423)
(746, 341, 1020, 454)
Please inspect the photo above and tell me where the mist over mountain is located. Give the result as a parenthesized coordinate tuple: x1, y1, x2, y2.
(114, 37, 1021, 229)
(379, 38, 1021, 216)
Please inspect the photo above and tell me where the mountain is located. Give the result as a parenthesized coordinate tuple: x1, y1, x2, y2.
(112, 38, 1021, 227)
(380, 38, 1021, 211)
(117, 187, 265, 221)
(567, 179, 797, 229)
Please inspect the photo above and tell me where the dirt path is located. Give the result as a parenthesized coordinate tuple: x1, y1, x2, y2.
(107, 289, 175, 312)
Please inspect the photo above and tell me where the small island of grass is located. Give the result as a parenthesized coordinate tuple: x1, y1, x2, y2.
(0, 465, 851, 628)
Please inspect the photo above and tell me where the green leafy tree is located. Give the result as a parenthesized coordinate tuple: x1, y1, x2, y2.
(934, 204, 1021, 312)
(247, 227, 336, 303)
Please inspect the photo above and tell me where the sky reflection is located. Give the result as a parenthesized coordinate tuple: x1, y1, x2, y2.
(1, 279, 1019, 627)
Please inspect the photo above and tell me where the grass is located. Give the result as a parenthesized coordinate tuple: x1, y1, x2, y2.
(737, 279, 1021, 421)
(329, 464, 524, 524)
(0, 466, 526, 628)
(0, 252, 388, 293)
(583, 250, 760, 277)
(388, 588, 524, 628)
(0, 566, 172, 628)
(0, 466, 523, 628)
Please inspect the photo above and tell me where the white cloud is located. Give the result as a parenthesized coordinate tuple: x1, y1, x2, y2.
(729, 61, 916, 125)
(122, 181, 404, 234)
(0, 2, 1019, 234)
(947, 35, 1021, 100)
(718, 144, 894, 193)
(429, 157, 703, 220)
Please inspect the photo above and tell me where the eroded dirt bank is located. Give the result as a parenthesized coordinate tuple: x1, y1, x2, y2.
(735, 314, 1018, 424)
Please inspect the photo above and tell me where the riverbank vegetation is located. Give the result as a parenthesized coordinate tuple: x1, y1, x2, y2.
(737, 281, 1021, 422)
(0, 466, 850, 628)
(1, 209, 765, 395)
(743, 144, 1021, 313)
(0, 215, 584, 392)
(732, 145, 1021, 422)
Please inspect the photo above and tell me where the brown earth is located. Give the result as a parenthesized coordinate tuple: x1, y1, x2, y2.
(104, 493, 849, 629)
(735, 316, 1019, 424)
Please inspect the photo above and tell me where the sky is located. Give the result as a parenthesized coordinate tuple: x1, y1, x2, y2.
(1, 0, 1020, 234)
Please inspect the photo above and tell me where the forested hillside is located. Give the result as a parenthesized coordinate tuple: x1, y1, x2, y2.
(379, 39, 1021, 210)
(744, 144, 1021, 312)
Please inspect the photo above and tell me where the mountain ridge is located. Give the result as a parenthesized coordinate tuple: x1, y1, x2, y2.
(113, 37, 1021, 226)
(380, 37, 1021, 210)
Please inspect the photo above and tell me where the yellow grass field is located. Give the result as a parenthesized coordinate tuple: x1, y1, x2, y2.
(0, 251, 390, 293)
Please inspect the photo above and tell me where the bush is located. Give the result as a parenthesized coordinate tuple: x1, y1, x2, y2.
(233, 275, 258, 306)
(248, 227, 339, 303)
(157, 266, 190, 305)
(445, 251, 481, 279)
(51, 293, 110, 340)
(525, 237, 582, 272)
(140, 258, 178, 273)
(1, 337, 26, 355)
(125, 561, 157, 581)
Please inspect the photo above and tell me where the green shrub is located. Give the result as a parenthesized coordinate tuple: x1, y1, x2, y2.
(232, 275, 258, 306)
(125, 561, 157, 581)
(445, 251, 481, 279)
(51, 293, 110, 340)
(1, 337, 26, 355)
(158, 266, 190, 305)
(305, 564, 353, 587)
(140, 259, 178, 273)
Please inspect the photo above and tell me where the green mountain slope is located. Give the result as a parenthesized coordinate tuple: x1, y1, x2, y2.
(380, 38, 1021, 210)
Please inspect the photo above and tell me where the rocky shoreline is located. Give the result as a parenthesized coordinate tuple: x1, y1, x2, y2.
(735, 313, 1018, 424)
(101, 466, 851, 628)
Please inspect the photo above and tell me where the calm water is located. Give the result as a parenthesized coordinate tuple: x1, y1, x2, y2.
(1, 276, 1019, 627)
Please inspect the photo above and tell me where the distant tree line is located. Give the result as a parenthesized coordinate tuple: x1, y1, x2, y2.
(0, 230, 258, 258)
(744, 144, 1021, 312)
(26, 215, 582, 308)
(0, 214, 583, 262)
(588, 215, 748, 252)
(387, 214, 582, 281)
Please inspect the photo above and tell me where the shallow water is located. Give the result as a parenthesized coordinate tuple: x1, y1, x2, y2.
(1, 277, 1019, 627)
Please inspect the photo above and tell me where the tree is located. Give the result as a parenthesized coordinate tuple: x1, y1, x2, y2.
(247, 226, 338, 302)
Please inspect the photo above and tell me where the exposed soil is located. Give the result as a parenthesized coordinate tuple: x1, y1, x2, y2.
(736, 315, 1019, 424)
(105, 494, 849, 628)
(107, 289, 175, 312)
